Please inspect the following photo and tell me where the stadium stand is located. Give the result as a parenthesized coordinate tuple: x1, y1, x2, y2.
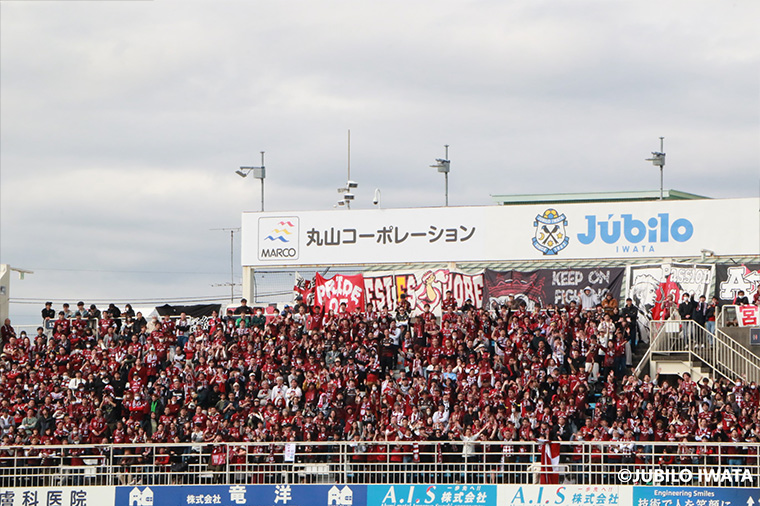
(0, 296, 758, 486)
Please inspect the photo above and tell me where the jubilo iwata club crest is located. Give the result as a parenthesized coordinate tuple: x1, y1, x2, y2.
(532, 209, 569, 255)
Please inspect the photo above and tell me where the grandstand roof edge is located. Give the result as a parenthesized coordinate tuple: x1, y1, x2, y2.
(245, 254, 760, 273)
(490, 189, 710, 205)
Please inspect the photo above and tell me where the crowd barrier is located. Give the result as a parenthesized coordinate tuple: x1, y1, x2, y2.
(1, 483, 758, 506)
(1, 441, 759, 490)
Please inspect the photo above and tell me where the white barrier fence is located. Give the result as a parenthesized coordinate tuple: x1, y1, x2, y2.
(1, 441, 758, 489)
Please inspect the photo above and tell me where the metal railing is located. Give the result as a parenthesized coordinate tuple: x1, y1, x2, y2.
(13, 318, 100, 341)
(0, 441, 758, 488)
(13, 313, 209, 342)
(635, 320, 760, 383)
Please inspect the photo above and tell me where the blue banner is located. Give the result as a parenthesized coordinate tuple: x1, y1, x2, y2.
(633, 487, 760, 506)
(367, 485, 496, 506)
(115, 484, 367, 506)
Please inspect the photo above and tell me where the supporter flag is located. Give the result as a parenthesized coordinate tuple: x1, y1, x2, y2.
(314, 273, 366, 313)
(540, 440, 561, 484)
(652, 275, 680, 320)
(294, 272, 313, 303)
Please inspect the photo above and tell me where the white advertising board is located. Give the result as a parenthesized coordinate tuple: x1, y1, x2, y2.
(0, 486, 114, 506)
(497, 485, 632, 506)
(241, 198, 759, 267)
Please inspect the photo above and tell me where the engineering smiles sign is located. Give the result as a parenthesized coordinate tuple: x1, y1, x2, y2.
(242, 198, 758, 267)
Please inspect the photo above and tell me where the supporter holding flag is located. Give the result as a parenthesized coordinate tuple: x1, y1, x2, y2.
(538, 423, 561, 484)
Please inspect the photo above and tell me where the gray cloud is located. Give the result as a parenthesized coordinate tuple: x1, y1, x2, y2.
(2, 0, 758, 324)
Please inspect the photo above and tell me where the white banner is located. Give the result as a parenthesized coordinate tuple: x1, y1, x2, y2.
(498, 485, 631, 506)
(737, 305, 760, 327)
(626, 263, 715, 319)
(242, 198, 759, 267)
(1, 487, 114, 506)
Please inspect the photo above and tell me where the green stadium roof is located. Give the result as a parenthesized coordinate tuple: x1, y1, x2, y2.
(490, 189, 709, 206)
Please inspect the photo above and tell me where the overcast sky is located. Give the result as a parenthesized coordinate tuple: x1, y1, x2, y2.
(1, 0, 758, 325)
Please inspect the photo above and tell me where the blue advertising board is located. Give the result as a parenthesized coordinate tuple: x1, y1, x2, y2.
(367, 485, 496, 506)
(633, 487, 760, 506)
(115, 484, 367, 506)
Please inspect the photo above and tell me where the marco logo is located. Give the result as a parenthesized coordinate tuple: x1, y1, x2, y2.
(265, 221, 296, 243)
(577, 213, 693, 245)
(259, 216, 299, 261)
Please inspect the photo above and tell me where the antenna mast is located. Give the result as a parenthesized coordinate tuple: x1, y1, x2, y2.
(210, 227, 241, 302)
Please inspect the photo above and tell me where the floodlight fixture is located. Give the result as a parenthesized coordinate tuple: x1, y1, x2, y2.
(235, 151, 266, 211)
(431, 145, 450, 206)
(644, 137, 665, 200)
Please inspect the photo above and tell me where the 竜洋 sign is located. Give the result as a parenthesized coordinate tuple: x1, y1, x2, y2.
(115, 484, 367, 506)
(241, 198, 759, 267)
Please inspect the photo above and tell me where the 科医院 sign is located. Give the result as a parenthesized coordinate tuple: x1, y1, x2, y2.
(241, 198, 759, 267)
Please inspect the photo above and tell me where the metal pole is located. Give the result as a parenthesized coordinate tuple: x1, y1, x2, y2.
(659, 137, 664, 200)
(444, 144, 449, 207)
(660, 167, 663, 201)
(347, 130, 351, 210)
(347, 130, 351, 182)
(260, 151, 265, 212)
(445, 173, 449, 207)
(230, 230, 234, 303)
(211, 227, 240, 302)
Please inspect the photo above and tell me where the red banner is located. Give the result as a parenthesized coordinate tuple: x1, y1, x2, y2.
(314, 273, 366, 313)
(651, 275, 681, 320)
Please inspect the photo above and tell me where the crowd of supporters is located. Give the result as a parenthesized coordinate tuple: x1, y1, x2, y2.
(0, 291, 759, 467)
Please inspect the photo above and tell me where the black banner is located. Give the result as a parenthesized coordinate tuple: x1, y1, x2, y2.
(483, 267, 625, 311)
(715, 263, 760, 304)
(154, 304, 222, 318)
